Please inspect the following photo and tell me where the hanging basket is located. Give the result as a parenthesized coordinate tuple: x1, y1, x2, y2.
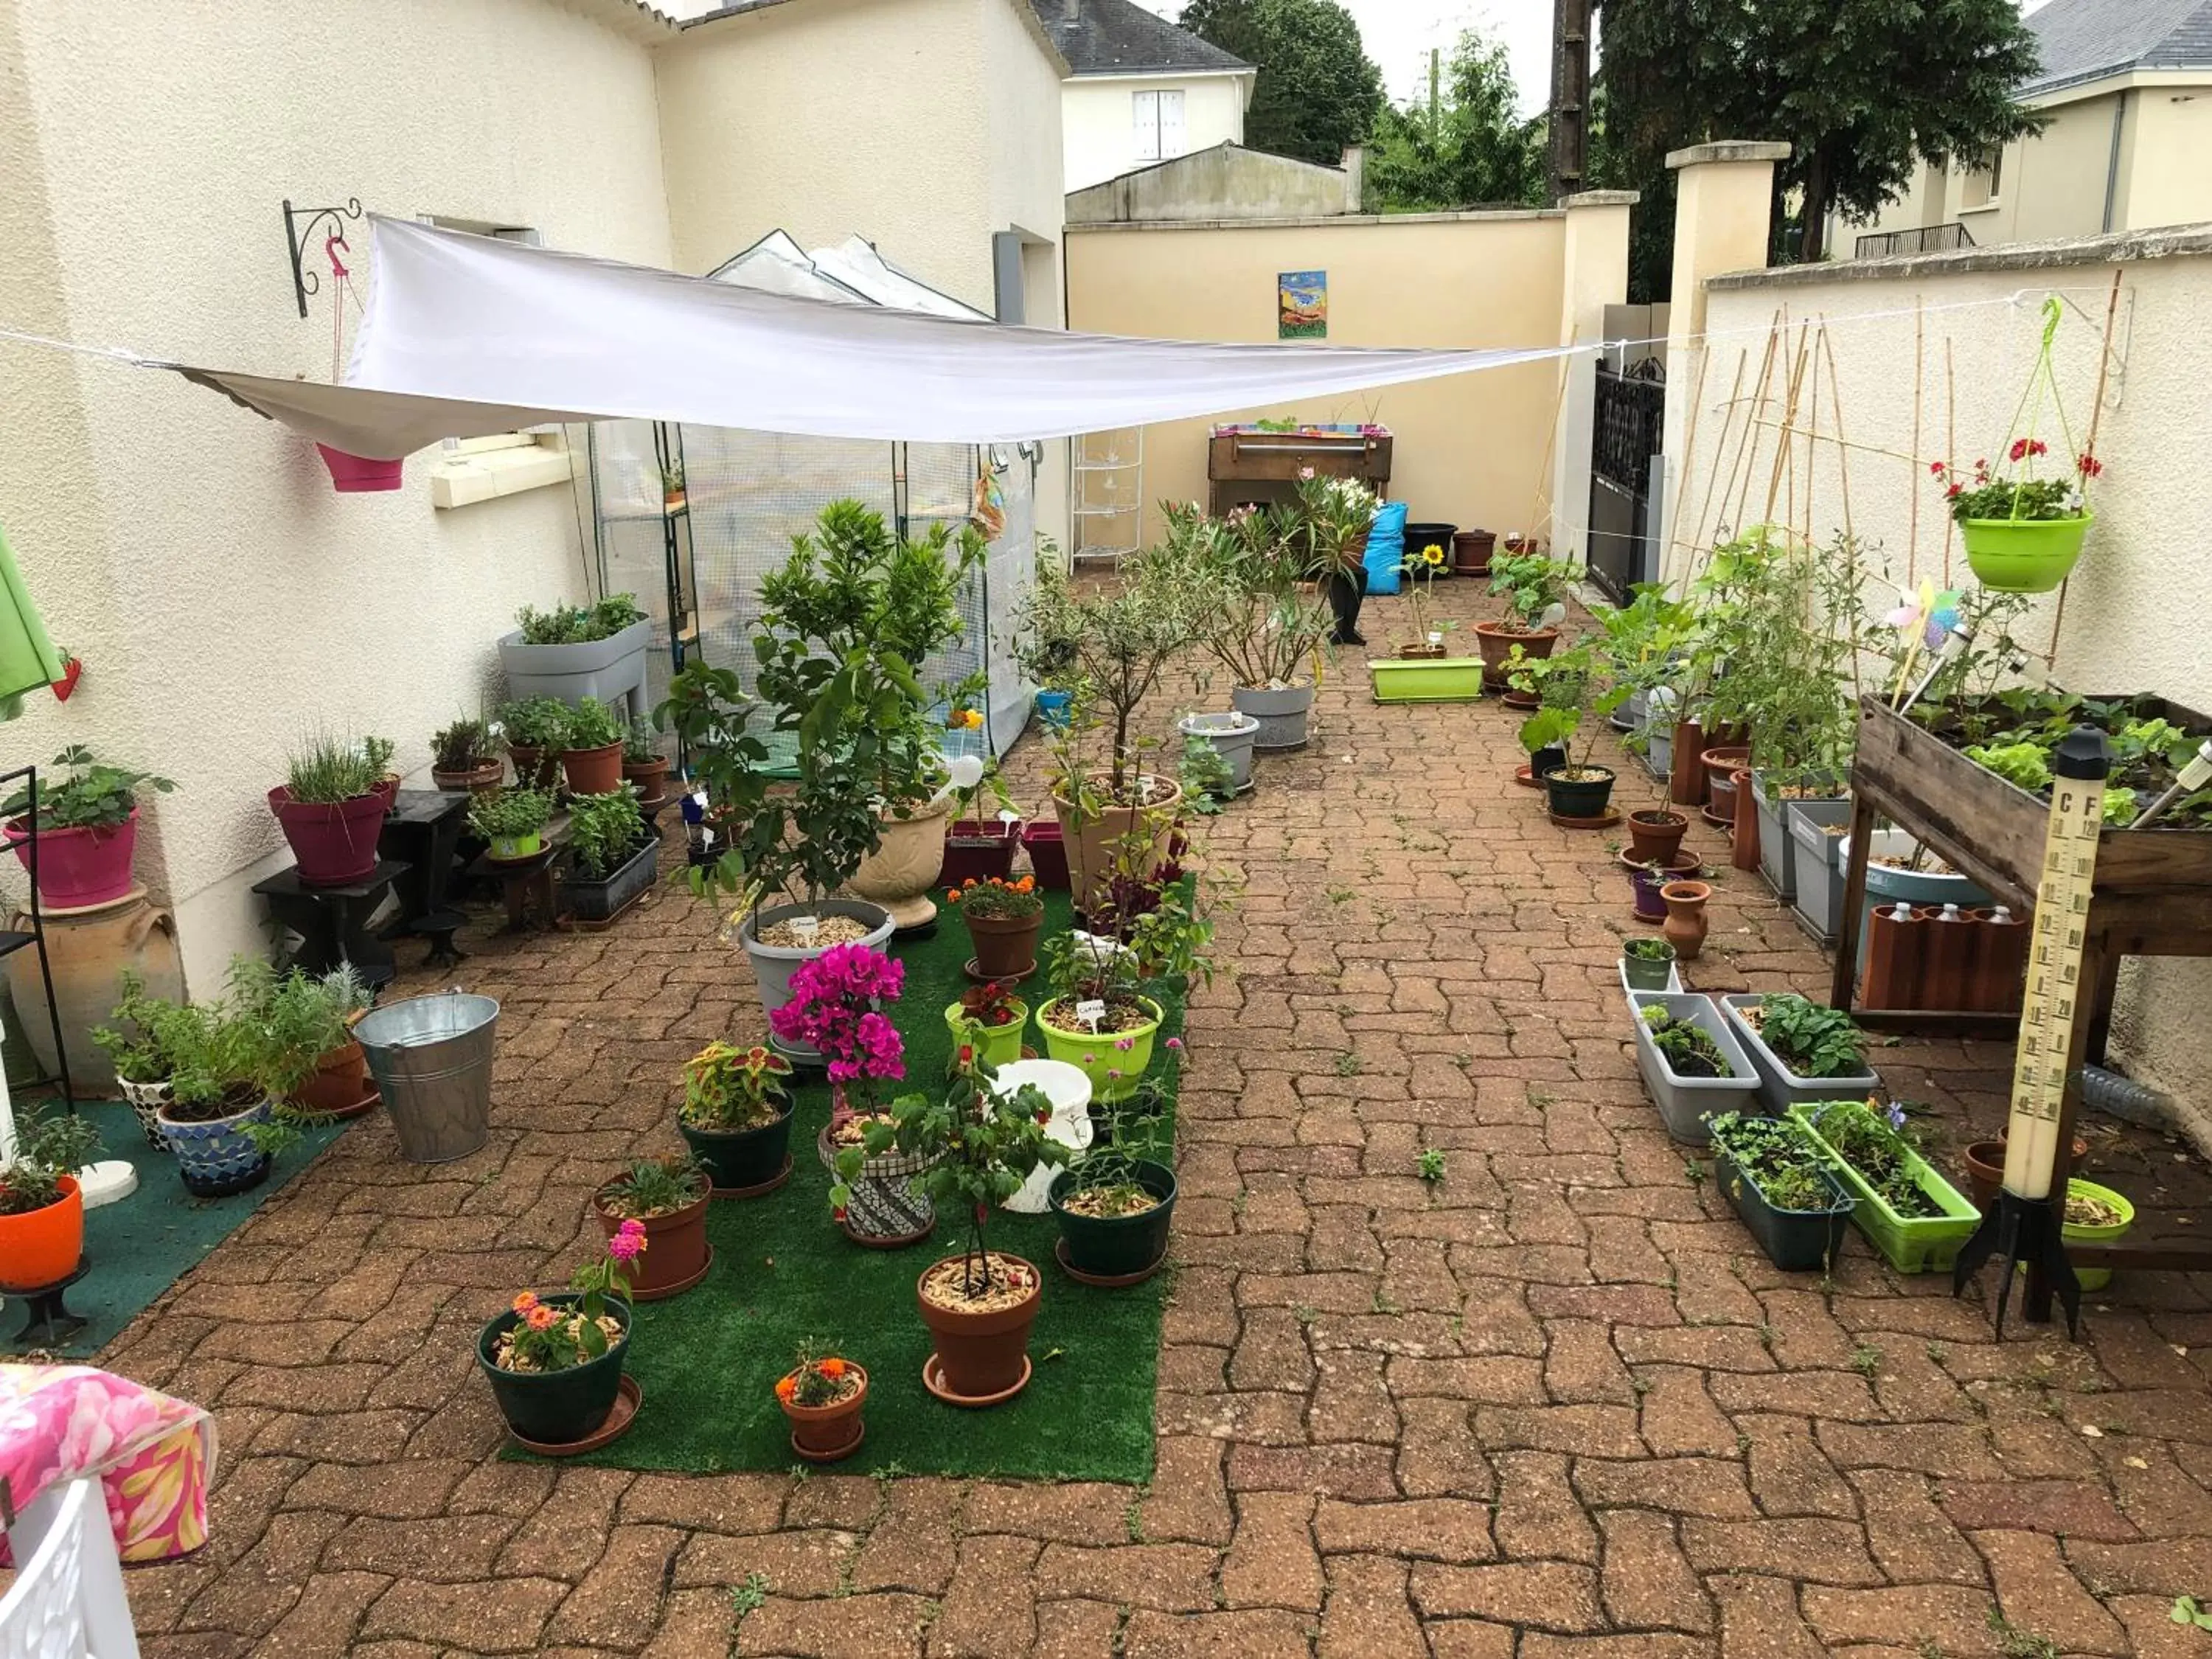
(1958, 513, 2092, 594)
(317, 445, 405, 493)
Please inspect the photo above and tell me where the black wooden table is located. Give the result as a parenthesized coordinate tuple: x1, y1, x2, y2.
(252, 859, 408, 987)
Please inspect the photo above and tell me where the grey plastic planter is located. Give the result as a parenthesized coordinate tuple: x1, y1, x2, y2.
(739, 899, 895, 1061)
(1178, 710, 1261, 794)
(1719, 993, 1882, 1114)
(560, 833, 659, 923)
(1848, 828, 1991, 979)
(1231, 682, 1315, 752)
(498, 617, 653, 718)
(1751, 773, 1844, 904)
(1787, 798, 1853, 945)
(1629, 992, 1760, 1145)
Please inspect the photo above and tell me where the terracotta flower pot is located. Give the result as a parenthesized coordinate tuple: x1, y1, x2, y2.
(4, 810, 139, 909)
(432, 762, 505, 799)
(507, 745, 560, 793)
(294, 1039, 371, 1115)
(622, 757, 672, 810)
(1669, 720, 1707, 807)
(1660, 880, 1712, 961)
(849, 798, 954, 931)
(1627, 809, 1688, 866)
(1472, 622, 1559, 690)
(1702, 747, 1751, 824)
(1051, 779, 1183, 915)
(0, 1174, 83, 1293)
(1962, 1136, 2090, 1213)
(593, 1186, 711, 1298)
(1731, 768, 1761, 872)
(562, 740, 625, 797)
(917, 1252, 1042, 1405)
(778, 1361, 869, 1461)
(268, 787, 391, 887)
(963, 907, 1043, 980)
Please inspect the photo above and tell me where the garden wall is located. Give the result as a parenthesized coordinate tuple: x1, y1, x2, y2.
(1668, 223, 2212, 1142)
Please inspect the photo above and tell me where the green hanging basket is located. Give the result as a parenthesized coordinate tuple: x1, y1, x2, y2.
(1958, 512, 2091, 594)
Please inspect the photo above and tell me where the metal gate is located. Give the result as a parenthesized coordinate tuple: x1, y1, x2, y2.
(1587, 361, 1665, 605)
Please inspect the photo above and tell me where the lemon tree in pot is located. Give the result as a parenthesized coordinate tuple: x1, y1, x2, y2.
(832, 1052, 1065, 1406)
(679, 1040, 796, 1194)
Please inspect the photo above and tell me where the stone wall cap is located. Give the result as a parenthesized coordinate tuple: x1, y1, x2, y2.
(1562, 189, 1641, 208)
(1666, 140, 1792, 169)
(1707, 219, 2212, 289)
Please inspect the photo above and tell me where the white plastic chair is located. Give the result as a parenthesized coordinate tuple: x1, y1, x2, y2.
(0, 1478, 142, 1658)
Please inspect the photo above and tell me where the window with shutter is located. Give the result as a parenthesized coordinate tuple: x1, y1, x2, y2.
(1133, 90, 1160, 161)
(1158, 89, 1187, 159)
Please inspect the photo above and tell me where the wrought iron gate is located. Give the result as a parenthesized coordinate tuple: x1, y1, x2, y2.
(1587, 361, 1665, 605)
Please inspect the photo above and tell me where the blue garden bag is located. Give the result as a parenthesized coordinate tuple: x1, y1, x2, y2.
(1363, 501, 1407, 596)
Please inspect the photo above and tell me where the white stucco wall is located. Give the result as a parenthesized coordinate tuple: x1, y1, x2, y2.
(0, 0, 675, 996)
(1672, 232, 2212, 1141)
(1061, 72, 1250, 192)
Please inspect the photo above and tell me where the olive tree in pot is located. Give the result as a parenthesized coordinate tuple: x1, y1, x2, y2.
(268, 735, 393, 886)
(2, 746, 173, 909)
(832, 1053, 1065, 1405)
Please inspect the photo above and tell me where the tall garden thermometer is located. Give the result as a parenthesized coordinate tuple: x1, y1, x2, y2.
(1951, 725, 2110, 1338)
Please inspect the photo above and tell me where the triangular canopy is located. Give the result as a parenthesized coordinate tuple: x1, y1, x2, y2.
(166, 218, 1573, 459)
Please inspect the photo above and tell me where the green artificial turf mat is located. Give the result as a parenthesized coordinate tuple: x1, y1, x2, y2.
(524, 892, 1181, 1482)
(4, 1100, 340, 1357)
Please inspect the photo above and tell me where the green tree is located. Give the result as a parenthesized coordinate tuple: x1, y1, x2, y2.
(1178, 0, 1383, 166)
(1368, 27, 1547, 212)
(1599, 0, 2043, 265)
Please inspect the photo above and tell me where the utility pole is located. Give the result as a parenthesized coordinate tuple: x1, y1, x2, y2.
(1548, 0, 1591, 202)
(1429, 47, 1441, 138)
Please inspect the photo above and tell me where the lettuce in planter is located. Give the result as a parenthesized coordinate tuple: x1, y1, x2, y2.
(1743, 993, 1866, 1079)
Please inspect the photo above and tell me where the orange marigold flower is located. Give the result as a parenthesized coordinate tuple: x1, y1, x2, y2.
(775, 1375, 797, 1401)
(945, 888, 959, 902)
(818, 1357, 847, 1378)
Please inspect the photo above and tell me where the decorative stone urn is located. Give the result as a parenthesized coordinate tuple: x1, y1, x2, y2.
(848, 799, 953, 932)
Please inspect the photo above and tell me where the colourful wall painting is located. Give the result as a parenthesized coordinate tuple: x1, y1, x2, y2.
(1278, 271, 1326, 339)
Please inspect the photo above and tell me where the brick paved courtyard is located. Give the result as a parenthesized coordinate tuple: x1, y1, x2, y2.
(86, 577, 2212, 1657)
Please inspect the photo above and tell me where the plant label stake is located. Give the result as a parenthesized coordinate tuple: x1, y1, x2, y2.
(1951, 724, 2109, 1338)
(789, 916, 819, 946)
(1075, 998, 1107, 1032)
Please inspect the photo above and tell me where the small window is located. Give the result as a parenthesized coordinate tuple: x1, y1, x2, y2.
(1961, 149, 2002, 209)
(1133, 89, 1187, 163)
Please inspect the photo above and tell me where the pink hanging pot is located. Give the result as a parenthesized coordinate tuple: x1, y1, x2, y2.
(316, 445, 404, 493)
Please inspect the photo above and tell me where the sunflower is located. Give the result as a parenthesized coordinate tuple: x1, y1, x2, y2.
(1423, 545, 1445, 566)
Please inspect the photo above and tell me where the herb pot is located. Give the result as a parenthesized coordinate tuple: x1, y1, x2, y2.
(507, 745, 560, 793)
(917, 1253, 1042, 1404)
(1049, 1160, 1178, 1280)
(4, 810, 139, 909)
(560, 740, 626, 798)
(156, 1096, 273, 1197)
(962, 906, 1043, 981)
(268, 787, 391, 887)
(1451, 527, 1496, 576)
(1627, 860, 1670, 923)
(622, 756, 672, 810)
(1035, 996, 1163, 1102)
(294, 1038, 372, 1116)
(1660, 880, 1711, 961)
(1787, 1102, 1978, 1274)
(942, 818, 1022, 886)
(1620, 947, 1677, 994)
(779, 1362, 869, 1461)
(1719, 995, 1882, 1113)
(1020, 821, 1071, 892)
(680, 1091, 796, 1194)
(1371, 658, 1484, 703)
(1700, 747, 1751, 823)
(476, 1293, 630, 1444)
(1230, 682, 1315, 751)
(849, 798, 954, 932)
(1714, 1147, 1854, 1272)
(1178, 711, 1261, 793)
(1543, 765, 1616, 821)
(489, 831, 544, 861)
(0, 1174, 84, 1293)
(946, 999, 1027, 1070)
(498, 618, 653, 714)
(432, 761, 505, 798)
(1959, 514, 2091, 594)
(592, 1186, 710, 1298)
(1627, 809, 1688, 866)
(737, 900, 897, 1059)
(1628, 991, 1760, 1143)
(560, 833, 659, 923)
(119, 1077, 172, 1148)
(1472, 622, 1557, 690)
(1051, 779, 1183, 914)
(316, 445, 404, 492)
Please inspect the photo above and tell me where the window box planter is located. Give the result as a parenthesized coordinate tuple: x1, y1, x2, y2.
(560, 832, 659, 924)
(497, 617, 654, 714)
(1790, 798, 1854, 945)
(1718, 994, 1882, 1113)
(1627, 992, 1759, 1144)
(1371, 658, 1484, 704)
(1049, 1159, 1178, 1281)
(1787, 1100, 1978, 1274)
(1750, 771, 1843, 903)
(942, 818, 1022, 886)
(476, 1293, 631, 1444)
(1714, 1139, 1854, 1272)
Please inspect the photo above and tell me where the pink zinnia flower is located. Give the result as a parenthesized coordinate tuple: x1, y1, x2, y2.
(1165, 1037, 1183, 1052)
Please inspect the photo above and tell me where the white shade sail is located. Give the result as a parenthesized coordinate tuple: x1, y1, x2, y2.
(164, 218, 1575, 458)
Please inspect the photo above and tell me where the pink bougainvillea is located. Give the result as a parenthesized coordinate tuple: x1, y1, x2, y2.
(771, 944, 906, 1109)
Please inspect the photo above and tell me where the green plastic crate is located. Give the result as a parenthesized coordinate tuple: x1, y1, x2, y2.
(1789, 1101, 1980, 1273)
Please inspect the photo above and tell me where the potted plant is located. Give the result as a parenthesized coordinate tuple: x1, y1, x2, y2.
(775, 942, 907, 1109)
(496, 698, 572, 793)
(1, 745, 173, 909)
(1720, 992, 1882, 1112)
(91, 969, 185, 1146)
(776, 1343, 868, 1462)
(661, 460, 686, 513)
(942, 760, 1023, 886)
(477, 1228, 638, 1446)
(431, 719, 503, 796)
(560, 785, 656, 922)
(268, 734, 392, 887)
(1475, 551, 1577, 688)
(592, 1154, 712, 1297)
(831, 1054, 1065, 1405)
(0, 1098, 102, 1293)
(1175, 712, 1260, 799)
(1048, 1083, 1176, 1283)
(468, 787, 554, 862)
(559, 698, 627, 797)
(1620, 936, 1677, 993)
(271, 964, 375, 1118)
(1629, 994, 1759, 1143)
(620, 719, 672, 810)
(1706, 1110, 1856, 1271)
(946, 979, 1028, 1071)
(1627, 807, 1690, 866)
(1790, 1099, 1978, 1273)
(947, 874, 1043, 981)
(498, 593, 652, 712)
(678, 1041, 796, 1194)
(1374, 536, 1484, 703)
(2054, 1178, 2133, 1292)
(155, 959, 329, 1196)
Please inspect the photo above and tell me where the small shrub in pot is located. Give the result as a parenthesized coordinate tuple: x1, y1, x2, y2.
(468, 787, 554, 861)
(431, 718, 502, 793)
(1048, 1082, 1176, 1282)
(593, 1153, 712, 1296)
(776, 1342, 868, 1462)
(678, 1040, 796, 1194)
(0, 1098, 102, 1292)
(497, 697, 572, 792)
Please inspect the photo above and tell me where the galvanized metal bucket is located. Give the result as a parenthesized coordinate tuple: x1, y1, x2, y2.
(355, 992, 500, 1163)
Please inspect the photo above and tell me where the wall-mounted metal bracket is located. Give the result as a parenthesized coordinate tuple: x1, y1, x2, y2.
(284, 197, 364, 319)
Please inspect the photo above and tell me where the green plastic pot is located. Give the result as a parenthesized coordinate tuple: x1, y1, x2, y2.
(946, 1001, 1026, 1070)
(1048, 1159, 1178, 1280)
(1371, 657, 1484, 703)
(476, 1293, 631, 1444)
(1789, 1101, 1979, 1274)
(1621, 950, 1676, 992)
(2060, 1177, 2134, 1293)
(1034, 996, 1162, 1101)
(490, 830, 544, 860)
(1958, 513, 2091, 594)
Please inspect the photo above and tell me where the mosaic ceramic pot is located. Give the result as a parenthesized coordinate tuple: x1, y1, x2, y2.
(155, 1096, 272, 1198)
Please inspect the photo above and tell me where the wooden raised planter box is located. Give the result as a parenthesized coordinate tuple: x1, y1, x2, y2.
(1207, 425, 1393, 515)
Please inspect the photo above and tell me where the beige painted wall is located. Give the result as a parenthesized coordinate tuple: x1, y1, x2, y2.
(0, 0, 675, 997)
(2122, 90, 2212, 232)
(1066, 212, 1570, 543)
(1067, 145, 1356, 225)
(1672, 238, 2212, 1141)
(1062, 72, 1250, 192)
